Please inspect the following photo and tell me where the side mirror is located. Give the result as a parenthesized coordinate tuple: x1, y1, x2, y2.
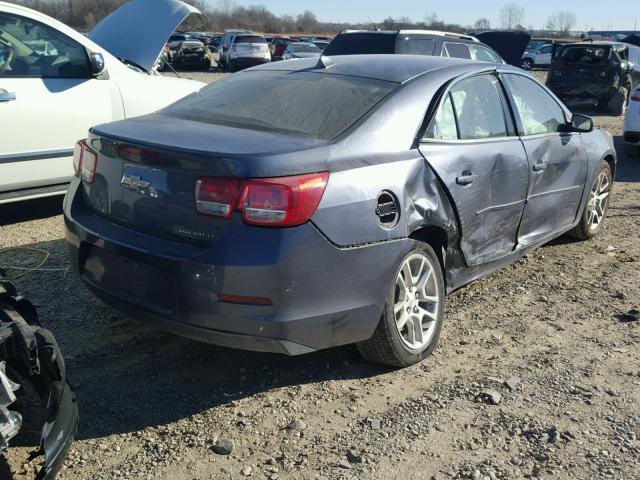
(89, 52, 106, 76)
(571, 113, 594, 133)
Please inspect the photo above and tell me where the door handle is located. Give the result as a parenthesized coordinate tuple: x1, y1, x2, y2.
(456, 171, 475, 186)
(533, 162, 547, 172)
(0, 91, 16, 102)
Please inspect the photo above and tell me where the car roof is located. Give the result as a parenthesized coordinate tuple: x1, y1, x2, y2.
(247, 54, 506, 84)
(568, 41, 625, 47)
(339, 30, 479, 42)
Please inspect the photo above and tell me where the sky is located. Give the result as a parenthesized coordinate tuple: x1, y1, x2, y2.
(209, 0, 639, 31)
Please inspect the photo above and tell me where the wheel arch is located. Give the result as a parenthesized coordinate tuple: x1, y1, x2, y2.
(409, 226, 448, 276)
(603, 152, 616, 179)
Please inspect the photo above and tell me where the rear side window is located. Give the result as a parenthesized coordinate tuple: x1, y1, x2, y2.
(163, 71, 396, 140)
(444, 42, 471, 59)
(451, 76, 507, 139)
(503, 74, 566, 136)
(427, 95, 457, 140)
(426, 75, 507, 141)
(470, 45, 502, 63)
(396, 36, 435, 55)
(234, 35, 266, 44)
(324, 33, 396, 55)
(629, 47, 640, 64)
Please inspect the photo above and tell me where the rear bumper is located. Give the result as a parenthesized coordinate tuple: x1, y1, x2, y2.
(230, 57, 270, 68)
(63, 180, 410, 354)
(547, 81, 614, 102)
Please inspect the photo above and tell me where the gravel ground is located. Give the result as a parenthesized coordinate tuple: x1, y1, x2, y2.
(0, 69, 639, 480)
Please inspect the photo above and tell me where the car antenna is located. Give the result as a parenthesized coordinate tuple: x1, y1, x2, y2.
(316, 55, 332, 69)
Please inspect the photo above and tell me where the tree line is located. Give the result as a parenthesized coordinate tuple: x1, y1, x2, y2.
(9, 0, 577, 36)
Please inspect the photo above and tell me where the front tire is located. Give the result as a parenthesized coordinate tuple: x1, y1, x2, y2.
(357, 242, 445, 368)
(521, 58, 533, 70)
(567, 161, 612, 240)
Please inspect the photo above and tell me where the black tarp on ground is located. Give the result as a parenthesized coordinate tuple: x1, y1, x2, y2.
(470, 30, 532, 66)
(622, 34, 640, 48)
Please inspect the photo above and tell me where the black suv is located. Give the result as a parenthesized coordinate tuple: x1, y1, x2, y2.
(323, 30, 505, 64)
(547, 41, 640, 115)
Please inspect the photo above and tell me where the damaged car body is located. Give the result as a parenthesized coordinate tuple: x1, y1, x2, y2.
(547, 41, 640, 115)
(64, 55, 616, 368)
(0, 281, 77, 479)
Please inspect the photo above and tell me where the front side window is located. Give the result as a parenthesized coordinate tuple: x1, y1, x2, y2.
(163, 71, 397, 140)
(444, 42, 471, 59)
(503, 74, 567, 136)
(0, 12, 90, 78)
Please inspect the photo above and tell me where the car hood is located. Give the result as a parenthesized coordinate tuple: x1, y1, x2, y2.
(89, 0, 200, 72)
(471, 30, 532, 66)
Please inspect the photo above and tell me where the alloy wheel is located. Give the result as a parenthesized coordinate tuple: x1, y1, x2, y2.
(393, 253, 440, 350)
(586, 171, 611, 232)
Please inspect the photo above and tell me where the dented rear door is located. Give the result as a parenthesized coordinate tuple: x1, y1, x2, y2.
(419, 73, 529, 266)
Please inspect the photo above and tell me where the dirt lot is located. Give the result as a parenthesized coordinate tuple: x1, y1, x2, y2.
(0, 69, 639, 480)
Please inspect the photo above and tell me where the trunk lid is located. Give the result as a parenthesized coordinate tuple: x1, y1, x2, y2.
(89, 0, 200, 72)
(471, 30, 531, 66)
(82, 117, 329, 245)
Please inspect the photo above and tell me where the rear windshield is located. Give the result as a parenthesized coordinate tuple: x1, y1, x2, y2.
(560, 46, 610, 64)
(235, 35, 266, 44)
(324, 33, 396, 55)
(162, 71, 396, 140)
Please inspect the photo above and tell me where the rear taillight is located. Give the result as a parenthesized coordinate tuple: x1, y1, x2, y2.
(73, 140, 98, 184)
(631, 91, 640, 102)
(195, 172, 329, 227)
(195, 178, 242, 218)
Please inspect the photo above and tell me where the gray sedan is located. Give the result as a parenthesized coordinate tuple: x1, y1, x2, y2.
(64, 55, 615, 367)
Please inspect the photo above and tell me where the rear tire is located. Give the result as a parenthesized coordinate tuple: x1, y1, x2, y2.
(608, 87, 629, 116)
(567, 161, 612, 240)
(357, 242, 445, 368)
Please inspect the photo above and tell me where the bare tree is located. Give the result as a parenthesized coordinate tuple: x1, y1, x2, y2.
(500, 3, 525, 30)
(556, 10, 577, 35)
(546, 11, 576, 34)
(474, 18, 491, 30)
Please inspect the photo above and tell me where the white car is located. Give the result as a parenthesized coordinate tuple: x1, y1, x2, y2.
(226, 34, 271, 72)
(521, 44, 553, 70)
(0, 0, 206, 204)
(624, 86, 640, 157)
